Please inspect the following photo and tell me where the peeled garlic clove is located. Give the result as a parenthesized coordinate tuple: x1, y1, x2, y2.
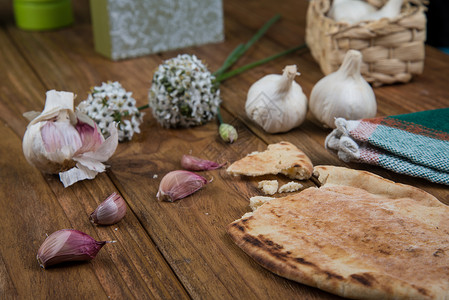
(181, 155, 225, 171)
(36, 229, 113, 269)
(157, 170, 208, 202)
(245, 65, 307, 133)
(90, 192, 127, 225)
(309, 50, 377, 128)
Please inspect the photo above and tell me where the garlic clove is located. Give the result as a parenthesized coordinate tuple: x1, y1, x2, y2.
(157, 170, 208, 202)
(90, 192, 127, 225)
(75, 119, 104, 154)
(36, 229, 114, 269)
(41, 113, 82, 154)
(181, 155, 225, 171)
(219, 123, 238, 143)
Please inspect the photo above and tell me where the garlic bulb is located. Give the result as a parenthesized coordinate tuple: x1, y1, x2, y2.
(328, 0, 403, 24)
(245, 65, 307, 133)
(309, 50, 377, 128)
(363, 0, 403, 22)
(328, 0, 376, 24)
(22, 90, 118, 187)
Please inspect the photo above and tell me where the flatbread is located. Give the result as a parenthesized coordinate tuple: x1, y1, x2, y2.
(226, 141, 313, 180)
(227, 165, 449, 299)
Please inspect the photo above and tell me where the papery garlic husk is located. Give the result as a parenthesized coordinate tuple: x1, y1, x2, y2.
(36, 229, 113, 269)
(245, 65, 307, 133)
(22, 90, 119, 187)
(90, 192, 127, 225)
(157, 170, 208, 202)
(181, 155, 225, 171)
(309, 50, 377, 128)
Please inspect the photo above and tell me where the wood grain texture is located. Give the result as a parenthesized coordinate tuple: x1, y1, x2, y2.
(0, 0, 448, 299)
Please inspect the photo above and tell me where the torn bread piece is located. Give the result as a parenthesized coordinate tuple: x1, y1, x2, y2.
(249, 196, 275, 211)
(228, 165, 449, 300)
(226, 141, 313, 180)
(258, 180, 278, 195)
(278, 181, 303, 193)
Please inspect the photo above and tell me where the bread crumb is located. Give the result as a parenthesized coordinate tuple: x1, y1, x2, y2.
(250, 196, 275, 211)
(258, 180, 278, 195)
(279, 181, 303, 193)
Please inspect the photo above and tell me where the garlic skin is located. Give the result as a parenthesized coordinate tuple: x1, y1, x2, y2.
(309, 50, 377, 128)
(90, 192, 127, 225)
(157, 170, 208, 202)
(36, 229, 112, 269)
(181, 155, 225, 171)
(245, 65, 307, 133)
(22, 90, 118, 187)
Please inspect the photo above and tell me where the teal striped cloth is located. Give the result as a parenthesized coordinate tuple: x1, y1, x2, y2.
(325, 108, 449, 185)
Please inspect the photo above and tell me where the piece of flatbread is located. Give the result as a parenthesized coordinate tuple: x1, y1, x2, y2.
(227, 165, 449, 299)
(226, 141, 313, 180)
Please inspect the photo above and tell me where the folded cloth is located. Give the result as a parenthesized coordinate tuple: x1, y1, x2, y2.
(325, 108, 449, 185)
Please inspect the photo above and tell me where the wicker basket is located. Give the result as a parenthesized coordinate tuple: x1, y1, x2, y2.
(305, 0, 427, 86)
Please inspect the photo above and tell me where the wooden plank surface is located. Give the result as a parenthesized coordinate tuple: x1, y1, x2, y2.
(1, 0, 448, 299)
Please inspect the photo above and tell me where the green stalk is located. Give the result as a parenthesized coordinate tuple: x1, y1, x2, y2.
(215, 43, 308, 83)
(214, 44, 245, 77)
(216, 107, 224, 125)
(138, 104, 149, 111)
(213, 14, 281, 78)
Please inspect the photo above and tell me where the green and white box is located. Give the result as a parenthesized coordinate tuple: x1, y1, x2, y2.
(90, 0, 224, 60)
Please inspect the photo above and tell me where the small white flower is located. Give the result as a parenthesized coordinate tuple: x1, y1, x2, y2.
(78, 82, 144, 142)
(148, 54, 221, 128)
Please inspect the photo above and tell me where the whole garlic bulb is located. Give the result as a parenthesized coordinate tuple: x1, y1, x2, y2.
(22, 90, 118, 187)
(328, 0, 376, 24)
(309, 50, 377, 128)
(328, 0, 403, 24)
(245, 65, 307, 133)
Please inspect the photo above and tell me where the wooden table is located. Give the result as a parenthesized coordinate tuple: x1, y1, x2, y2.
(1, 1, 448, 299)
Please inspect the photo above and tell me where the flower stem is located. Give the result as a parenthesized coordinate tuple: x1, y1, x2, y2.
(138, 104, 149, 111)
(213, 14, 281, 78)
(216, 107, 224, 125)
(215, 43, 308, 83)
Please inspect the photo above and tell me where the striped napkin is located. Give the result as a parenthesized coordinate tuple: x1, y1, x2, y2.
(325, 108, 449, 185)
